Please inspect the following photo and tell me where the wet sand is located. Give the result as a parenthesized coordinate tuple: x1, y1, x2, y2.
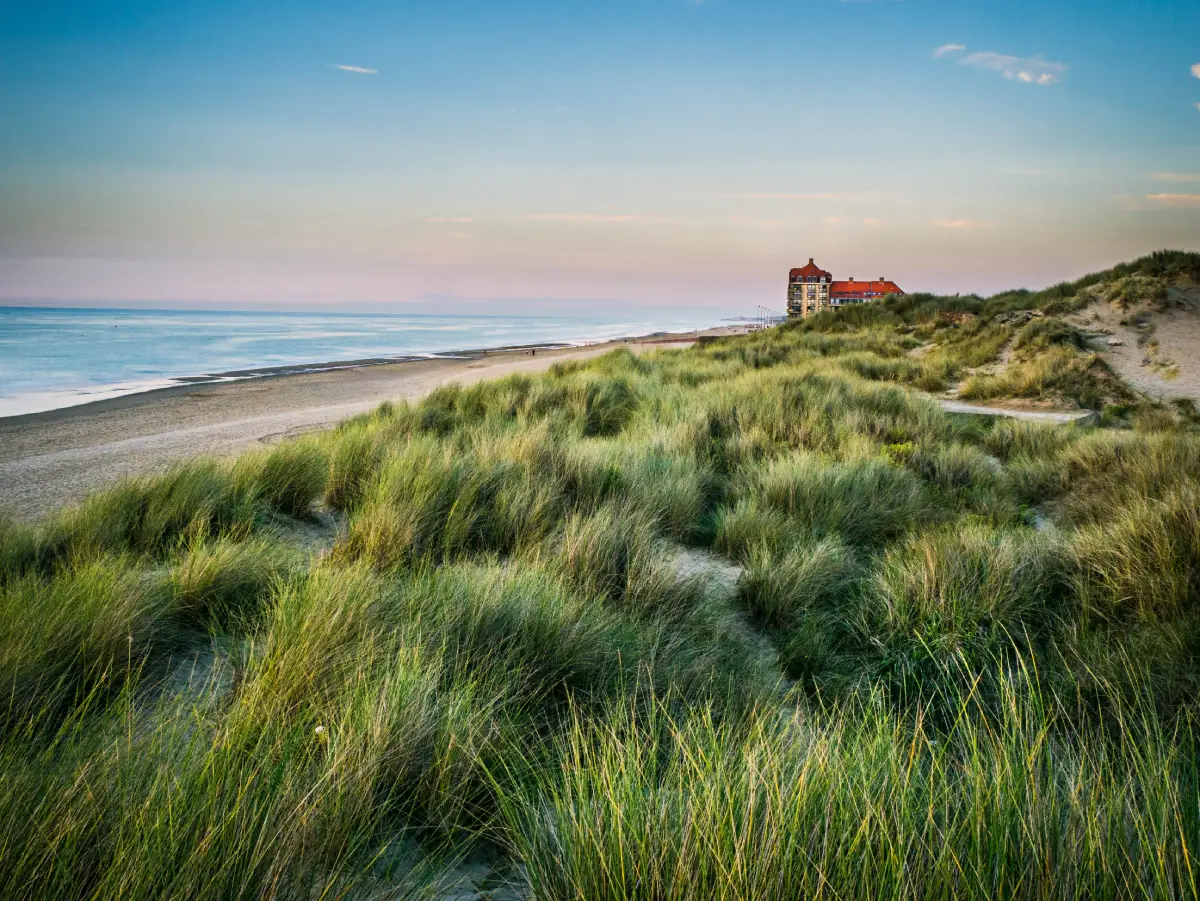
(0, 330, 741, 521)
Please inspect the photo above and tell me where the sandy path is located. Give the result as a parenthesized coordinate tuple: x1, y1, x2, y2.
(937, 399, 1097, 423)
(0, 336, 711, 522)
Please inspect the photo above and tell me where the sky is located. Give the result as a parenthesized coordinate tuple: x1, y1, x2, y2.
(0, 0, 1198, 314)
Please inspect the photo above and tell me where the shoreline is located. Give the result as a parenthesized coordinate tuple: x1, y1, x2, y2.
(0, 326, 746, 521)
(0, 327, 714, 424)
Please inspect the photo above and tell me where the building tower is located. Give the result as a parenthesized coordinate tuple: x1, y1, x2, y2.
(787, 259, 832, 317)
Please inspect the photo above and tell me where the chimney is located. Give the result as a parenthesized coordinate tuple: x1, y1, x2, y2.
(849, 277, 854, 282)
(808, 258, 814, 265)
(880, 277, 886, 283)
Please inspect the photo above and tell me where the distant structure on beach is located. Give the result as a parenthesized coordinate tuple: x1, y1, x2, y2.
(787, 259, 904, 318)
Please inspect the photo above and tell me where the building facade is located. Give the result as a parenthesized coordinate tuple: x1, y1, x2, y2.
(787, 258, 903, 318)
(786, 259, 832, 317)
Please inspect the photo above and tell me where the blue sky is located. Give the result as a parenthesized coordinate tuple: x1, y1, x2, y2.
(0, 0, 1197, 312)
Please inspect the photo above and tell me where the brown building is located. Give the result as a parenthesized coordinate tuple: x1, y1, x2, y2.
(787, 258, 903, 318)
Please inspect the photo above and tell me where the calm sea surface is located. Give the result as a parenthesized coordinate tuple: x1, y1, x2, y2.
(0, 307, 729, 417)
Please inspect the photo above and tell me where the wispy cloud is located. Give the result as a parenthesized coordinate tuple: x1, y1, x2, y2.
(964, 51, 1066, 85)
(1192, 62, 1200, 79)
(933, 218, 992, 229)
(331, 64, 378, 75)
(728, 215, 791, 227)
(1151, 172, 1200, 183)
(523, 213, 639, 222)
(936, 45, 1066, 86)
(820, 215, 882, 226)
(1146, 193, 1200, 208)
(425, 213, 642, 225)
(718, 192, 855, 201)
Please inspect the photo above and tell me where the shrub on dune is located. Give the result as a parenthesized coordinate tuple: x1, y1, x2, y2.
(0, 516, 39, 583)
(959, 347, 1126, 410)
(1053, 430, 1200, 524)
(47, 480, 160, 560)
(904, 442, 1022, 524)
(325, 635, 527, 839)
(136, 461, 256, 551)
(562, 436, 712, 542)
(566, 374, 641, 437)
(393, 564, 648, 704)
(854, 522, 1067, 704)
(415, 383, 468, 435)
(1014, 317, 1091, 354)
(340, 438, 508, 569)
(545, 504, 700, 622)
(713, 498, 798, 560)
(1071, 485, 1200, 622)
(737, 537, 862, 684)
(234, 440, 329, 519)
(322, 421, 387, 511)
(834, 351, 925, 384)
(168, 536, 299, 632)
(737, 537, 860, 632)
(5, 462, 260, 571)
(744, 452, 937, 548)
(0, 682, 407, 900)
(981, 417, 1080, 461)
(0, 556, 173, 721)
(234, 563, 389, 720)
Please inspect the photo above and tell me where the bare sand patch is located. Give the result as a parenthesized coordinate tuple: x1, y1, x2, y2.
(1069, 286, 1200, 405)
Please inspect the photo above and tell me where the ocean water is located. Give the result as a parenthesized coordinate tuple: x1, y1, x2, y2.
(0, 307, 729, 418)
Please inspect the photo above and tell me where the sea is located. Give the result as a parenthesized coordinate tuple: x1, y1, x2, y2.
(0, 306, 732, 418)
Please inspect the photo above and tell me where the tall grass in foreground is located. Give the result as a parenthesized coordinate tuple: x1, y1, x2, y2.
(5, 252, 1200, 899)
(0, 679, 473, 901)
(0, 557, 174, 725)
(498, 682, 1200, 901)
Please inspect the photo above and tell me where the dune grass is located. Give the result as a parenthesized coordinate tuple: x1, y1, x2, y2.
(959, 346, 1128, 410)
(4, 250, 1200, 898)
(498, 682, 1199, 901)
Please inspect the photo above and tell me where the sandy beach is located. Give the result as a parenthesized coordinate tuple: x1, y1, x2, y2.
(0, 328, 743, 521)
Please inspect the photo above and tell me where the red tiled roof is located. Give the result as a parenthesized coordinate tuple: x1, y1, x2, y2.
(830, 279, 903, 298)
(790, 258, 832, 279)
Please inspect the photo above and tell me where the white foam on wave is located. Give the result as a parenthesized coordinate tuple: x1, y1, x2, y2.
(0, 378, 184, 418)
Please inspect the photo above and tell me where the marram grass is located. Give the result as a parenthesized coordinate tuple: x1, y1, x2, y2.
(4, 250, 1200, 898)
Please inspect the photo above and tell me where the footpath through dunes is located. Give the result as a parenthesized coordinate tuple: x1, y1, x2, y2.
(0, 332, 727, 522)
(938, 398, 1098, 423)
(7, 251, 1200, 900)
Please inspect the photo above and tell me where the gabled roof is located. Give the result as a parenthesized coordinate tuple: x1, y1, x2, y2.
(830, 279, 903, 298)
(790, 258, 832, 279)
